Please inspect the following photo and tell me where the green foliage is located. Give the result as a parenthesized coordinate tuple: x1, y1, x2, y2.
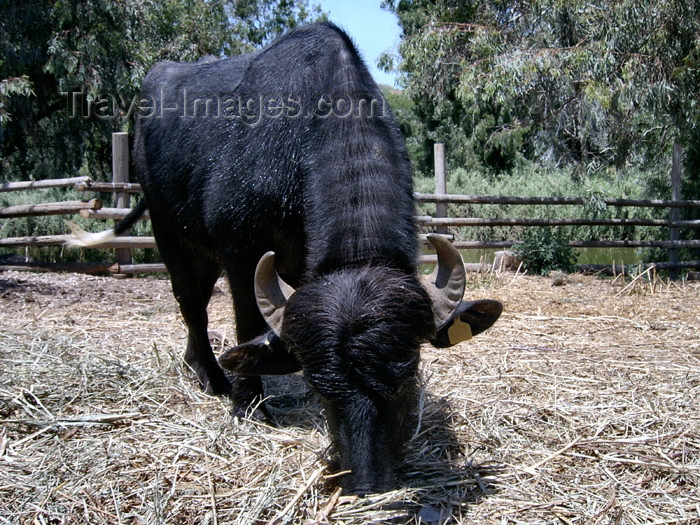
(381, 0, 700, 196)
(512, 227, 579, 275)
(231, 0, 326, 47)
(0, 0, 324, 264)
(381, 85, 427, 166)
(0, 0, 324, 183)
(0, 75, 34, 125)
(415, 160, 669, 245)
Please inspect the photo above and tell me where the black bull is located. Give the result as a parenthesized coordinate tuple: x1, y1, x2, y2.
(69, 23, 502, 494)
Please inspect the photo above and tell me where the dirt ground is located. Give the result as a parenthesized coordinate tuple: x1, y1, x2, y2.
(1, 268, 699, 524)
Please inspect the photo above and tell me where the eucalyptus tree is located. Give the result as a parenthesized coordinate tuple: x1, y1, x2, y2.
(0, 0, 323, 182)
(381, 0, 699, 188)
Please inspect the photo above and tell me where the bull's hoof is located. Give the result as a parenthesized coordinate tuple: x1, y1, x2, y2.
(230, 375, 268, 420)
(232, 400, 272, 422)
(203, 375, 233, 397)
(186, 359, 233, 397)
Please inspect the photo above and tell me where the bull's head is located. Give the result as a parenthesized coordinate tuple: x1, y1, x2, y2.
(223, 234, 501, 494)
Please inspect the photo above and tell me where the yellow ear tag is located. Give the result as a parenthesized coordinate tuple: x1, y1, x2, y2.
(447, 318, 473, 345)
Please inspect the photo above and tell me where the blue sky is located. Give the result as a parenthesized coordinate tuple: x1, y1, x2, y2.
(316, 0, 401, 87)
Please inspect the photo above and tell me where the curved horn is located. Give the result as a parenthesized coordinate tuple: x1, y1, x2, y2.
(422, 233, 466, 330)
(254, 251, 296, 337)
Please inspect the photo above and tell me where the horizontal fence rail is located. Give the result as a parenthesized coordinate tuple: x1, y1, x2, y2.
(415, 193, 700, 208)
(1, 136, 699, 276)
(0, 199, 102, 218)
(416, 215, 700, 228)
(74, 181, 144, 193)
(0, 176, 90, 192)
(0, 235, 157, 249)
(3, 182, 699, 274)
(445, 240, 700, 249)
(79, 207, 151, 220)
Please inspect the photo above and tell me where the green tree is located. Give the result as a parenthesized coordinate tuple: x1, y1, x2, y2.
(381, 0, 700, 188)
(0, 0, 323, 183)
(380, 0, 479, 173)
(231, 0, 325, 47)
(0, 75, 34, 125)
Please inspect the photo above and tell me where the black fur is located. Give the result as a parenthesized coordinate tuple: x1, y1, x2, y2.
(282, 267, 434, 493)
(132, 23, 433, 493)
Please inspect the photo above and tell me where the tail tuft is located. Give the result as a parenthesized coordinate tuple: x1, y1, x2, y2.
(65, 221, 116, 247)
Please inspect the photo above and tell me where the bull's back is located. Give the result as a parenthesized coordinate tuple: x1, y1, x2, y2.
(132, 23, 417, 273)
(133, 52, 290, 249)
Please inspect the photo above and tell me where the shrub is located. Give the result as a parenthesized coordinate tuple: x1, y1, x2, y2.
(512, 227, 579, 275)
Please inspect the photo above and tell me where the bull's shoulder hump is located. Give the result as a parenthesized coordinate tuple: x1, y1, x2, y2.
(258, 22, 361, 61)
(285, 22, 357, 48)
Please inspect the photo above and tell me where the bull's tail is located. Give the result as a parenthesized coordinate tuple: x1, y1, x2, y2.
(66, 198, 149, 247)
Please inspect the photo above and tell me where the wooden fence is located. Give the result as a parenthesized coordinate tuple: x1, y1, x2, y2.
(1, 134, 699, 276)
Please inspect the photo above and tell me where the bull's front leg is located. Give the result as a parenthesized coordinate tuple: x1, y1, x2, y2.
(181, 306, 233, 397)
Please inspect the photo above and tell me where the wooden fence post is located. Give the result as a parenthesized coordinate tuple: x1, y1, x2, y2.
(670, 143, 682, 279)
(112, 132, 131, 273)
(434, 143, 448, 235)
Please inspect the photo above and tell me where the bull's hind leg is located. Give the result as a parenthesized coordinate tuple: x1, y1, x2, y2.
(152, 225, 230, 396)
(175, 262, 232, 396)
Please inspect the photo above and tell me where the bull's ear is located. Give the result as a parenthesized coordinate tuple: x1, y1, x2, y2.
(421, 233, 466, 330)
(218, 332, 301, 375)
(255, 251, 296, 337)
(431, 299, 503, 347)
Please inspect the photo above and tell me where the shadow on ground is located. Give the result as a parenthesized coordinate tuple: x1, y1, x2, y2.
(248, 372, 504, 523)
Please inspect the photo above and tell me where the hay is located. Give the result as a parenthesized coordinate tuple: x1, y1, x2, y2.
(1, 269, 699, 524)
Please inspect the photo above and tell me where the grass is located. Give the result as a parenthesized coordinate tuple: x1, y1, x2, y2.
(414, 163, 671, 248)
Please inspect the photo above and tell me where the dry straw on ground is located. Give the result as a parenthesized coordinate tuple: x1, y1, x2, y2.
(1, 268, 699, 524)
